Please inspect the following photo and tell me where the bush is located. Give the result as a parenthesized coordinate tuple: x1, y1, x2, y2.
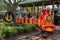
(16, 27, 25, 34)
(3, 22, 13, 26)
(8, 27, 17, 36)
(0, 23, 37, 38)
(1, 27, 10, 38)
(24, 24, 37, 32)
(20, 23, 26, 27)
(0, 27, 17, 38)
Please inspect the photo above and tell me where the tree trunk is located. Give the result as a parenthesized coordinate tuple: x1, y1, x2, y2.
(7, 5, 17, 26)
(12, 7, 17, 27)
(7, 3, 17, 26)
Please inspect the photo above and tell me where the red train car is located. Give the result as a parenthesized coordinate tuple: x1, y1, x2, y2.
(38, 8, 56, 32)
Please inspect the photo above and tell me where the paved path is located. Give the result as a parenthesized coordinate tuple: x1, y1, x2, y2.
(4, 26, 60, 40)
(16, 26, 60, 40)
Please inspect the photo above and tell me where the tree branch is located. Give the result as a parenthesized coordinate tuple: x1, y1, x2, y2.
(17, 0, 24, 3)
(8, 0, 13, 5)
(14, 0, 16, 3)
(17, 0, 25, 3)
(3, 0, 8, 5)
(8, 0, 14, 8)
(17, 0, 21, 3)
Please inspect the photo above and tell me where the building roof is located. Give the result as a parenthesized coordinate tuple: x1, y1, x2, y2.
(18, 0, 44, 4)
(18, 0, 60, 7)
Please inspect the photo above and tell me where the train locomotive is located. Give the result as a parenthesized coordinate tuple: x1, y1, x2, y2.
(39, 8, 56, 32)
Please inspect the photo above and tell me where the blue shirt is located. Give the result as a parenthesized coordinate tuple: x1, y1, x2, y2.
(16, 11, 20, 14)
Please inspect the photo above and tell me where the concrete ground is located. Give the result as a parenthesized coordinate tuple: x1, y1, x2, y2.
(5, 25, 60, 40)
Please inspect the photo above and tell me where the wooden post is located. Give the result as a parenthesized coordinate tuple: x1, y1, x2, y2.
(32, 5, 35, 13)
(51, 1, 55, 25)
(52, 1, 54, 21)
(42, 3, 44, 10)
(25, 5, 28, 24)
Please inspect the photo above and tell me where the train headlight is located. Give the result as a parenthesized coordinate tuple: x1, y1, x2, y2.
(46, 15, 53, 22)
(46, 28, 53, 32)
(42, 26, 56, 32)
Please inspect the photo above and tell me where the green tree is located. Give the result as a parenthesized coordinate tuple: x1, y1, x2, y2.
(3, 0, 24, 26)
(0, 0, 7, 11)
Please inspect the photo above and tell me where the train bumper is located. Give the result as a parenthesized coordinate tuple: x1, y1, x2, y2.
(42, 26, 56, 32)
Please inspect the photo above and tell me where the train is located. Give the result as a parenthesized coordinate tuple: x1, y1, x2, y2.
(3, 8, 56, 33)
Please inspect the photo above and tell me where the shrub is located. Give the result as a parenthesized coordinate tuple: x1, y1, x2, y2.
(31, 24, 37, 30)
(1, 27, 10, 38)
(8, 27, 17, 36)
(0, 23, 37, 38)
(3, 22, 13, 26)
(24, 24, 37, 32)
(0, 27, 17, 38)
(16, 27, 25, 34)
(20, 23, 26, 27)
